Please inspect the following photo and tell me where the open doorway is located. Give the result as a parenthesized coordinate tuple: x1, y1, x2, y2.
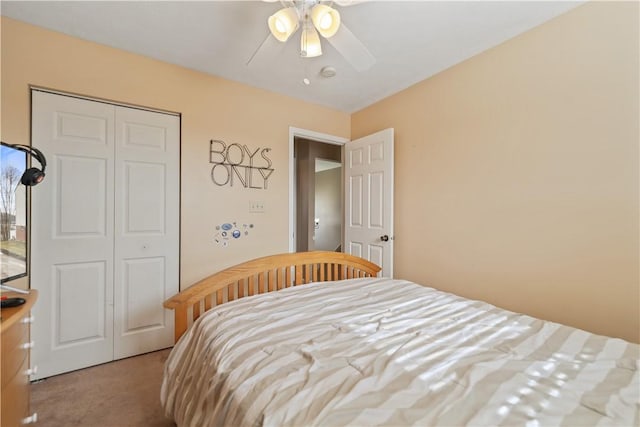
(314, 158, 342, 251)
(288, 127, 348, 253)
(288, 127, 394, 275)
(292, 136, 343, 252)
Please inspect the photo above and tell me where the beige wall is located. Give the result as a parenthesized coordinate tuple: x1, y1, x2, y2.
(352, 2, 639, 343)
(2, 2, 638, 343)
(0, 17, 350, 289)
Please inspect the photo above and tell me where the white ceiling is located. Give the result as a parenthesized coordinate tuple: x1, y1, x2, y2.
(1, 1, 582, 113)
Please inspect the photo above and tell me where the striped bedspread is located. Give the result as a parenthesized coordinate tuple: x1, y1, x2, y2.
(161, 278, 639, 426)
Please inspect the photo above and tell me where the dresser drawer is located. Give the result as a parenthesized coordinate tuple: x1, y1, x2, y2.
(1, 356, 30, 426)
(1, 291, 38, 427)
(1, 318, 29, 389)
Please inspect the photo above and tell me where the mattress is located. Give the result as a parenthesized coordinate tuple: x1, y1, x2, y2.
(161, 277, 639, 426)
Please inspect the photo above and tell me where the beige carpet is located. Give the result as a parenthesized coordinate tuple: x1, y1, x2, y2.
(31, 349, 176, 427)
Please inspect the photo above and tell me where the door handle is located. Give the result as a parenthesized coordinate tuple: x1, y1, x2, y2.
(380, 235, 389, 242)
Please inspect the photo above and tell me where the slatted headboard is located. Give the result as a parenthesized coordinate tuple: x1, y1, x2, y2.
(163, 251, 381, 342)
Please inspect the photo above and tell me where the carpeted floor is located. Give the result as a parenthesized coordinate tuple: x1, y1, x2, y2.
(31, 348, 176, 427)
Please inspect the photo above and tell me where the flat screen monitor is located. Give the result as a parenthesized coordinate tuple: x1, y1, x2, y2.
(0, 142, 28, 283)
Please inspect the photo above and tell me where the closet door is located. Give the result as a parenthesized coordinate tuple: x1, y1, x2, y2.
(31, 91, 116, 379)
(113, 107, 179, 358)
(31, 91, 180, 379)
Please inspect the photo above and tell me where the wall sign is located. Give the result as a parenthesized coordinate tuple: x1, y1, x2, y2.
(209, 140, 274, 189)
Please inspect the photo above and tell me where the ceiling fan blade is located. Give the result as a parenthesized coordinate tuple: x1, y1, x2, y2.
(326, 23, 375, 72)
(332, 0, 368, 7)
(246, 33, 284, 67)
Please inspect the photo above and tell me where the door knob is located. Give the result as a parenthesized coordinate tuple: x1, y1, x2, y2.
(380, 235, 389, 242)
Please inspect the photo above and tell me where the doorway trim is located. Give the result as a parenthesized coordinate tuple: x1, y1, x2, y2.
(288, 127, 348, 252)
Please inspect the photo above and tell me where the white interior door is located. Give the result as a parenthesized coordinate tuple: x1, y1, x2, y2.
(31, 91, 116, 379)
(344, 128, 394, 277)
(113, 107, 179, 359)
(31, 91, 180, 379)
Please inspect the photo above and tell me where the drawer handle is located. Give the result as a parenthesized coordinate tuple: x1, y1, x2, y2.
(20, 341, 35, 350)
(21, 315, 35, 324)
(22, 413, 38, 424)
(25, 365, 38, 376)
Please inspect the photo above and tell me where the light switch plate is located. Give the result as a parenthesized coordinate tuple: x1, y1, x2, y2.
(249, 200, 265, 213)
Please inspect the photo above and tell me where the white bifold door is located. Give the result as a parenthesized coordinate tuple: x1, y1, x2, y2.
(30, 91, 179, 380)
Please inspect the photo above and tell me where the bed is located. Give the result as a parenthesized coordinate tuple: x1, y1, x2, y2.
(161, 251, 639, 426)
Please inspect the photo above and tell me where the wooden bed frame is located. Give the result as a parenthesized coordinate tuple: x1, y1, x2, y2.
(163, 251, 381, 342)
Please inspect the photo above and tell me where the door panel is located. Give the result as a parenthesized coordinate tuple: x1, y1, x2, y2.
(122, 257, 166, 333)
(55, 261, 107, 346)
(349, 175, 363, 226)
(31, 91, 115, 380)
(56, 156, 108, 236)
(350, 242, 363, 258)
(349, 146, 364, 167)
(123, 161, 166, 234)
(368, 245, 384, 269)
(55, 111, 108, 145)
(113, 107, 179, 359)
(122, 118, 168, 150)
(345, 128, 394, 277)
(369, 171, 384, 228)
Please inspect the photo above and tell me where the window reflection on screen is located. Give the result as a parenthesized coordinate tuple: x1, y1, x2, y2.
(0, 143, 27, 283)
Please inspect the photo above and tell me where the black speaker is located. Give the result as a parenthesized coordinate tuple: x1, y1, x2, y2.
(2, 143, 47, 186)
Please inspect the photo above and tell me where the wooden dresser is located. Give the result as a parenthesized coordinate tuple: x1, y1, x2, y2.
(1, 290, 38, 426)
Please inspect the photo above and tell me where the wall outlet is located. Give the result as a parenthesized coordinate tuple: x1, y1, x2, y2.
(249, 200, 265, 213)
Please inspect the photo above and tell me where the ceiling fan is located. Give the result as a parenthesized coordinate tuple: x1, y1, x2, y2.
(249, 0, 375, 72)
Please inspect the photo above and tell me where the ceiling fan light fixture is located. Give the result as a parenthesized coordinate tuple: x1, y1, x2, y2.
(311, 4, 341, 38)
(268, 7, 299, 42)
(300, 25, 322, 58)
